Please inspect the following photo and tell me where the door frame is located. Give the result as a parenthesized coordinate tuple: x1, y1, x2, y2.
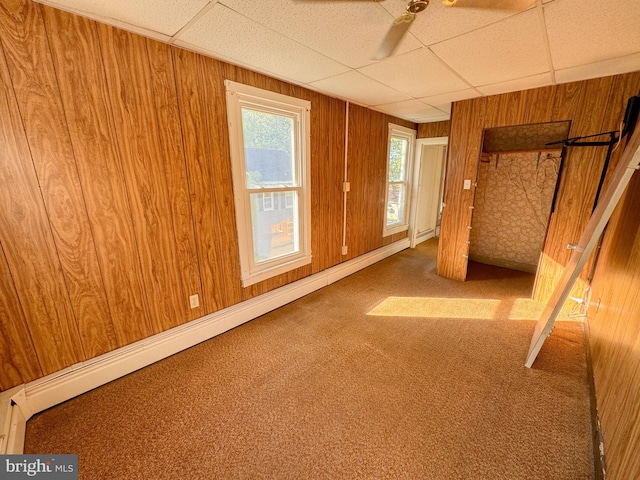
(409, 136, 448, 248)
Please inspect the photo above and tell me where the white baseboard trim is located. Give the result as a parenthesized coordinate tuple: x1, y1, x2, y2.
(4, 239, 409, 452)
(1, 386, 26, 454)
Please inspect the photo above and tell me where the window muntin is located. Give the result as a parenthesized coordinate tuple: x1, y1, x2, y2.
(225, 81, 311, 286)
(384, 124, 416, 236)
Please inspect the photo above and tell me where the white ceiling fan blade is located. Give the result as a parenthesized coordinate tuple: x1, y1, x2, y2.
(373, 12, 415, 60)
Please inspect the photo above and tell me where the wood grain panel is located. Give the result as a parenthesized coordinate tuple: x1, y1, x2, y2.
(587, 168, 640, 480)
(438, 100, 470, 279)
(346, 106, 407, 259)
(586, 73, 640, 364)
(521, 85, 556, 125)
(98, 25, 188, 332)
(199, 56, 243, 307)
(309, 92, 345, 273)
(0, 40, 84, 374)
(0, 0, 117, 358)
(551, 81, 584, 122)
(485, 90, 525, 128)
(0, 242, 43, 391)
(42, 6, 153, 345)
(437, 97, 486, 280)
(145, 39, 204, 321)
(417, 120, 450, 139)
(534, 76, 614, 302)
(368, 110, 390, 252)
(345, 104, 372, 260)
(172, 48, 228, 313)
(598, 72, 640, 190)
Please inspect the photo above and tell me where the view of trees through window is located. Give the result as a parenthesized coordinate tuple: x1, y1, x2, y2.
(241, 107, 298, 264)
(387, 136, 408, 226)
(242, 109, 294, 188)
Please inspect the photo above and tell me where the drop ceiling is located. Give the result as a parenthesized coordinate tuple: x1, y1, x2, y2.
(35, 0, 640, 123)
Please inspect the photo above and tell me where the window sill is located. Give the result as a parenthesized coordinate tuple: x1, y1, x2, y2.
(383, 224, 408, 237)
(241, 254, 312, 287)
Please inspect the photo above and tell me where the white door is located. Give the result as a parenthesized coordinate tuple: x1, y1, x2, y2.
(410, 137, 448, 248)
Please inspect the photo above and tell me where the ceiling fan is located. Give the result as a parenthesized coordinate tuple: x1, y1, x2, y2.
(372, 0, 534, 60)
(373, 0, 432, 60)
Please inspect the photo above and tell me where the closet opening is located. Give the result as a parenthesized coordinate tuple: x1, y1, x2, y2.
(467, 121, 571, 291)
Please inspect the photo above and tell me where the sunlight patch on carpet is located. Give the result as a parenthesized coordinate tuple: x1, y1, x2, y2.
(367, 297, 500, 319)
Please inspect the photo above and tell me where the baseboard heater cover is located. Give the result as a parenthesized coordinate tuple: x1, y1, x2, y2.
(2, 239, 410, 453)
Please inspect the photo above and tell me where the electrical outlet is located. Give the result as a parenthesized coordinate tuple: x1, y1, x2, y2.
(463, 179, 471, 190)
(189, 294, 200, 309)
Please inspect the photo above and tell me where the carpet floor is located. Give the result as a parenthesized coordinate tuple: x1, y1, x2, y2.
(25, 239, 594, 479)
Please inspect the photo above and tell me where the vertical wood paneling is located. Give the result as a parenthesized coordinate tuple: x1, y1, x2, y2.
(0, 0, 117, 357)
(534, 77, 614, 302)
(599, 72, 640, 187)
(417, 120, 450, 139)
(587, 169, 640, 480)
(42, 6, 153, 345)
(97, 25, 187, 332)
(368, 110, 389, 251)
(172, 48, 228, 313)
(437, 97, 486, 280)
(550, 81, 584, 122)
(521, 86, 556, 125)
(346, 105, 382, 259)
(145, 39, 204, 321)
(199, 56, 243, 307)
(310, 92, 345, 272)
(0, 39, 84, 374)
(0, 242, 43, 390)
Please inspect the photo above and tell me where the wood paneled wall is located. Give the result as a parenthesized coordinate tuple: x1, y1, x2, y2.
(438, 72, 640, 296)
(417, 120, 450, 139)
(344, 105, 415, 260)
(587, 168, 640, 480)
(0, 0, 410, 391)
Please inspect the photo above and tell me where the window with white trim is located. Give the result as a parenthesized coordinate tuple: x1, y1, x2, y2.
(225, 80, 312, 287)
(384, 123, 416, 236)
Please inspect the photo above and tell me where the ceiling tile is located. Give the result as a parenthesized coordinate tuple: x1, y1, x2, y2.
(555, 52, 640, 84)
(175, 4, 350, 84)
(419, 88, 481, 106)
(373, 99, 445, 121)
(219, 0, 422, 69)
(476, 72, 552, 95)
(307, 71, 411, 107)
(436, 103, 452, 114)
(37, 0, 209, 36)
(358, 48, 469, 98)
(379, 0, 537, 46)
(544, 0, 640, 70)
(431, 9, 549, 86)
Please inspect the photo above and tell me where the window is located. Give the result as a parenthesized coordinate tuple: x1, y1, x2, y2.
(384, 123, 416, 236)
(225, 80, 311, 286)
(262, 192, 274, 211)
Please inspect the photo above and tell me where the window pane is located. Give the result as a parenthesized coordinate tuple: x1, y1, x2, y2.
(250, 192, 299, 263)
(389, 137, 408, 182)
(242, 108, 296, 188)
(386, 183, 406, 226)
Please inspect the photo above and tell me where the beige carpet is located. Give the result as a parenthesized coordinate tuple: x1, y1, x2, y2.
(25, 239, 594, 479)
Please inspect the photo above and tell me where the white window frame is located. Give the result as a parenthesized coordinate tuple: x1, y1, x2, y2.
(285, 191, 294, 209)
(225, 80, 312, 287)
(262, 192, 274, 211)
(384, 123, 416, 237)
